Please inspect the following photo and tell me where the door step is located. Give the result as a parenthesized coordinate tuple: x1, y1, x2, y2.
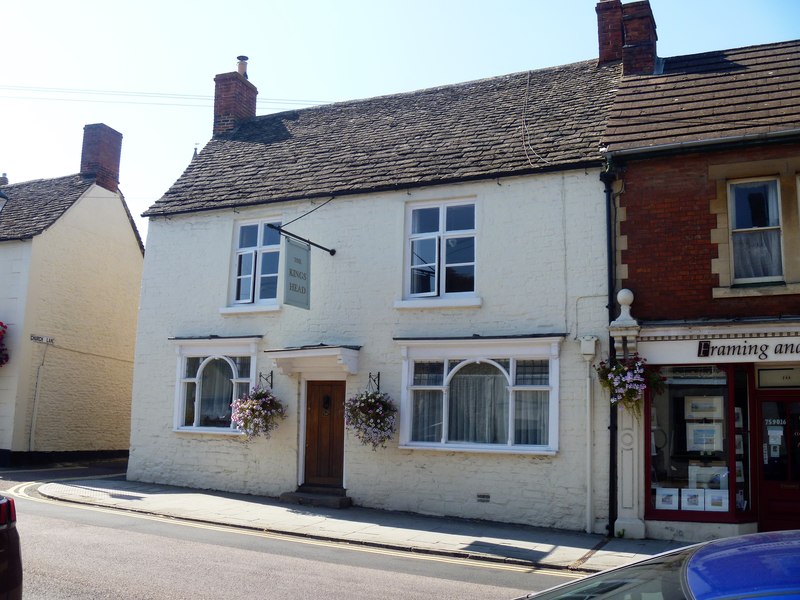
(279, 486, 353, 509)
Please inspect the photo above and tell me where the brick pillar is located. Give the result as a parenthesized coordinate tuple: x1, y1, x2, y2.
(80, 123, 123, 192)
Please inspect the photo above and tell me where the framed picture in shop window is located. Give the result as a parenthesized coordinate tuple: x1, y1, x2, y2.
(705, 489, 729, 512)
(735, 434, 744, 456)
(689, 465, 728, 490)
(686, 422, 723, 452)
(681, 488, 705, 511)
(655, 488, 680, 510)
(734, 407, 744, 429)
(684, 396, 724, 420)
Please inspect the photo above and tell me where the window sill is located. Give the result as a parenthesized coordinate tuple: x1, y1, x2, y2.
(219, 304, 281, 316)
(394, 297, 483, 310)
(645, 511, 753, 524)
(174, 427, 243, 437)
(399, 442, 555, 456)
(713, 282, 800, 299)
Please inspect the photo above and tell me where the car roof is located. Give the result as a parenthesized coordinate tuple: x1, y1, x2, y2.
(686, 530, 800, 600)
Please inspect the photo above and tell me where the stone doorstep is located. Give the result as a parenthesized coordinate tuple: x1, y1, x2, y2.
(279, 486, 353, 509)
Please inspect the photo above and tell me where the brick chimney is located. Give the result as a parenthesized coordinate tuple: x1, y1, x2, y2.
(80, 123, 122, 192)
(596, 0, 623, 65)
(213, 56, 258, 137)
(597, 0, 658, 75)
(621, 1, 658, 75)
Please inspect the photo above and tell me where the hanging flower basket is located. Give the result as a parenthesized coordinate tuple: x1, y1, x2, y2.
(0, 321, 8, 368)
(594, 353, 664, 419)
(344, 390, 397, 451)
(231, 386, 287, 441)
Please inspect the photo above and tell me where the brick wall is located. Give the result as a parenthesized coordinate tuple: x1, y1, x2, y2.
(618, 142, 800, 320)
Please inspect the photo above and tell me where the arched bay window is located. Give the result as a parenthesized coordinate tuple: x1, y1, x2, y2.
(172, 337, 259, 432)
(398, 336, 561, 453)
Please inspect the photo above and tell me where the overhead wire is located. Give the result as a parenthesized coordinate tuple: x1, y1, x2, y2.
(521, 71, 553, 167)
(282, 197, 334, 227)
(0, 84, 330, 111)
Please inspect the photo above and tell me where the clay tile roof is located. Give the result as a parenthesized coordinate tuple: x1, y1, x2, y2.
(602, 39, 800, 154)
(0, 175, 94, 241)
(144, 60, 622, 217)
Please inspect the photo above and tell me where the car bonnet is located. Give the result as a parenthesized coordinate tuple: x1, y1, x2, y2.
(685, 530, 800, 600)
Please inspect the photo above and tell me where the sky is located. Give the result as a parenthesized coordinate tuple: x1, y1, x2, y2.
(2, 1, 799, 244)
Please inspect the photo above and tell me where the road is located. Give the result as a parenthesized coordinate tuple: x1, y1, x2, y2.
(0, 463, 581, 600)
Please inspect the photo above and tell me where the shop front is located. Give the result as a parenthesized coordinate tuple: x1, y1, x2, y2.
(635, 324, 800, 540)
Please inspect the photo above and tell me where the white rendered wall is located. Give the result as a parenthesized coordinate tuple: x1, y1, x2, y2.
(0, 240, 32, 451)
(130, 170, 611, 532)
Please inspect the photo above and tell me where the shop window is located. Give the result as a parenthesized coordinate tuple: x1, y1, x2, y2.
(648, 365, 751, 517)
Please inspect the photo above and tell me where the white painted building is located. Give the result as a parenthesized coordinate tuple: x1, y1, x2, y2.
(129, 50, 622, 532)
(0, 124, 144, 465)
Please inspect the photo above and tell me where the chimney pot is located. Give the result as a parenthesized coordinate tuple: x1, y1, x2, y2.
(0, 173, 7, 186)
(237, 55, 249, 79)
(80, 124, 122, 192)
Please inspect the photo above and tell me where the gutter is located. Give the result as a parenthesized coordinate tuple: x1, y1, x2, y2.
(603, 128, 800, 159)
(0, 236, 35, 242)
(142, 160, 606, 220)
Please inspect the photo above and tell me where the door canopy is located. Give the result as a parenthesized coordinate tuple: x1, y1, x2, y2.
(265, 344, 360, 378)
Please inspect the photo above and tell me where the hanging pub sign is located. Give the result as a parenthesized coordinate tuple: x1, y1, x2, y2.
(284, 237, 311, 310)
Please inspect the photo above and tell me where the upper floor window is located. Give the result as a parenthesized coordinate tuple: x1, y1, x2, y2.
(234, 221, 281, 304)
(729, 179, 783, 284)
(173, 338, 258, 432)
(406, 202, 475, 298)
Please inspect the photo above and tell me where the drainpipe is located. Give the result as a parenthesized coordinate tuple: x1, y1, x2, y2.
(30, 343, 51, 452)
(599, 161, 618, 536)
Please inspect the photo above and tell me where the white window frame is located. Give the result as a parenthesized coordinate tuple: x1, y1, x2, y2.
(172, 337, 259, 434)
(232, 219, 282, 305)
(403, 200, 476, 300)
(397, 337, 561, 454)
(727, 177, 784, 285)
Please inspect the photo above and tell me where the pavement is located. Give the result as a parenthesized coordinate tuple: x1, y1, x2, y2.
(34, 475, 687, 574)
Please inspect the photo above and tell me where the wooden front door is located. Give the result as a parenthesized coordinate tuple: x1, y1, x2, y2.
(757, 397, 800, 531)
(304, 381, 345, 487)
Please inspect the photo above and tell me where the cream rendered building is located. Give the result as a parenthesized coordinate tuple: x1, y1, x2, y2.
(0, 124, 144, 465)
(129, 52, 621, 533)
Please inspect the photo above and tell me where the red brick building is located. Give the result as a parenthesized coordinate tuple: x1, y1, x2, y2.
(599, 0, 800, 540)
